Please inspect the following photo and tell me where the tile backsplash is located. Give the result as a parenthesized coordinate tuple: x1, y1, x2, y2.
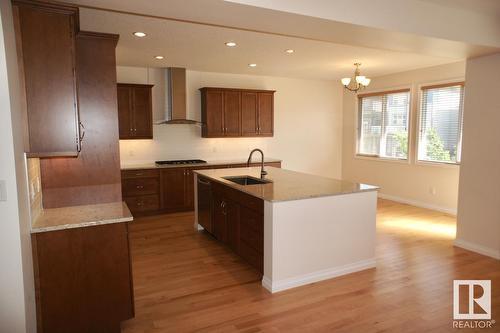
(27, 157, 42, 222)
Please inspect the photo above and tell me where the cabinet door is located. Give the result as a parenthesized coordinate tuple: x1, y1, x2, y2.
(241, 92, 258, 136)
(212, 191, 227, 242)
(117, 86, 133, 139)
(132, 86, 153, 139)
(161, 168, 187, 211)
(203, 90, 224, 137)
(223, 91, 241, 136)
(258, 92, 274, 136)
(225, 199, 240, 252)
(184, 169, 195, 210)
(14, 2, 80, 157)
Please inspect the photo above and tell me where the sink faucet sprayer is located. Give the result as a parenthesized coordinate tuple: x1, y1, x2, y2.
(247, 148, 267, 179)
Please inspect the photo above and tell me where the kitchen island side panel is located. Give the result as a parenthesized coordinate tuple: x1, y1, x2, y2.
(262, 191, 377, 293)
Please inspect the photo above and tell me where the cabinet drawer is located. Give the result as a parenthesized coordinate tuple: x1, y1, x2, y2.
(124, 195, 159, 213)
(122, 178, 159, 196)
(121, 169, 159, 179)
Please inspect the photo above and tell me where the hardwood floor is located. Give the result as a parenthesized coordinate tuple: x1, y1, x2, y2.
(122, 199, 500, 332)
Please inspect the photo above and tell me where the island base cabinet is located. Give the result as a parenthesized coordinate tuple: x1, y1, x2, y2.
(32, 223, 134, 333)
(206, 180, 264, 274)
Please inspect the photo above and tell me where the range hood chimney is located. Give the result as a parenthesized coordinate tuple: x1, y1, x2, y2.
(156, 67, 198, 124)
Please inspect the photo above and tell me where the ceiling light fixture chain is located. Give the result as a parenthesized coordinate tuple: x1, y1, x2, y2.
(341, 63, 371, 93)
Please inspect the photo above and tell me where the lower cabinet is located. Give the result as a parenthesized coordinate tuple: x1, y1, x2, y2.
(161, 168, 188, 211)
(32, 222, 134, 333)
(121, 169, 160, 215)
(122, 161, 280, 216)
(208, 180, 264, 274)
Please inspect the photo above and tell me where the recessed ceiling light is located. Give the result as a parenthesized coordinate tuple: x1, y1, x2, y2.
(225, 41, 237, 47)
(133, 32, 146, 38)
(248, 63, 257, 68)
(154, 55, 164, 60)
(285, 49, 294, 54)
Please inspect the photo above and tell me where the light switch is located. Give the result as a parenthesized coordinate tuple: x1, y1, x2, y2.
(0, 180, 7, 201)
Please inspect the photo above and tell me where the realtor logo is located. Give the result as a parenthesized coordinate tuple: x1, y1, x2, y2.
(453, 280, 491, 320)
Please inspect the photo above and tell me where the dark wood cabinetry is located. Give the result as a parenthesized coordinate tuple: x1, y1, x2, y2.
(122, 169, 160, 214)
(161, 168, 188, 211)
(32, 223, 134, 333)
(201, 178, 264, 273)
(40, 31, 121, 208)
(122, 161, 281, 216)
(201, 88, 275, 138)
(13, 0, 82, 157)
(117, 83, 154, 139)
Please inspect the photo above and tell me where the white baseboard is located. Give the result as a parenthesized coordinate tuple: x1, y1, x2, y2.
(378, 193, 457, 215)
(261, 258, 376, 293)
(454, 238, 500, 260)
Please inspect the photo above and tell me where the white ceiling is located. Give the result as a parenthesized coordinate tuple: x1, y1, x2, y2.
(79, 7, 460, 80)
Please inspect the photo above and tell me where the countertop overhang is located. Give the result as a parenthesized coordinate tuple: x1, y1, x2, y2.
(194, 167, 379, 202)
(31, 201, 133, 233)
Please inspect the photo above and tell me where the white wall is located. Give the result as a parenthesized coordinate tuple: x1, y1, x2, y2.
(455, 53, 500, 260)
(342, 62, 465, 214)
(117, 67, 344, 178)
(0, 1, 36, 332)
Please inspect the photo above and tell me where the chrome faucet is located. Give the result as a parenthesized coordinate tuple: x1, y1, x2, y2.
(247, 148, 267, 178)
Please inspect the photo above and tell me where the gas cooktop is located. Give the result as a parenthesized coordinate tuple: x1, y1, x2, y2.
(155, 159, 207, 165)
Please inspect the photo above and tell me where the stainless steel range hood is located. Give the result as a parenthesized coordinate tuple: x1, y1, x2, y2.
(156, 67, 199, 124)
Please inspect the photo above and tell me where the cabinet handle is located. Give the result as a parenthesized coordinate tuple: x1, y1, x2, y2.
(77, 121, 85, 153)
(135, 173, 143, 176)
(137, 201, 143, 206)
(136, 185, 144, 189)
(198, 178, 211, 185)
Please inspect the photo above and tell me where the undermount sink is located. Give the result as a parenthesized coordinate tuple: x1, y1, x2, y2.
(223, 175, 272, 185)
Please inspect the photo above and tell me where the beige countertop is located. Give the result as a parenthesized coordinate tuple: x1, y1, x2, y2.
(31, 201, 133, 233)
(120, 158, 282, 170)
(194, 167, 378, 202)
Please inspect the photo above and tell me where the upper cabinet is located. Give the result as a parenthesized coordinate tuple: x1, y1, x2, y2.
(200, 88, 275, 138)
(13, 0, 82, 157)
(117, 83, 154, 139)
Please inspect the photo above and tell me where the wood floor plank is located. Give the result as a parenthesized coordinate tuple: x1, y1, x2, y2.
(121, 199, 500, 332)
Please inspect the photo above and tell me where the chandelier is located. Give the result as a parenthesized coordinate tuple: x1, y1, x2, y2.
(341, 63, 371, 93)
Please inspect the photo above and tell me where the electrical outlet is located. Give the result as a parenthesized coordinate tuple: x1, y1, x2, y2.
(0, 180, 7, 201)
(430, 187, 436, 195)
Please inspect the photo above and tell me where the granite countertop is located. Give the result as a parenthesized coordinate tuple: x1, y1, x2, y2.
(120, 158, 282, 170)
(31, 201, 133, 233)
(194, 167, 379, 202)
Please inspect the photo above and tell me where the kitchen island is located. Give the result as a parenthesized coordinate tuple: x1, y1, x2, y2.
(194, 167, 379, 293)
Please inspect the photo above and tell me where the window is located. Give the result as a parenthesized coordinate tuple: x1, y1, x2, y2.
(357, 89, 410, 159)
(418, 83, 464, 164)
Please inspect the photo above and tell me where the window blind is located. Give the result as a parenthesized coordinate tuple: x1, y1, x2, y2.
(358, 90, 410, 159)
(418, 83, 464, 164)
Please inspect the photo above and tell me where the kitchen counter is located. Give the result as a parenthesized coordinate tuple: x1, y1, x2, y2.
(194, 166, 378, 202)
(120, 157, 282, 170)
(31, 201, 133, 233)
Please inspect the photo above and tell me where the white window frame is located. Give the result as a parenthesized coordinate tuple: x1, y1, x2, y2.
(415, 79, 465, 168)
(354, 86, 412, 164)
